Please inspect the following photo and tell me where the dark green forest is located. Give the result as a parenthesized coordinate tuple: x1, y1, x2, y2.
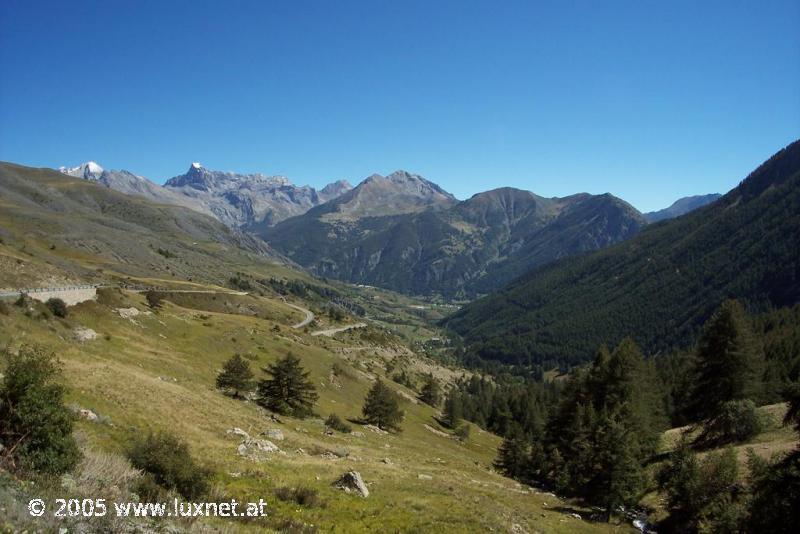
(445, 140, 800, 368)
(447, 300, 800, 530)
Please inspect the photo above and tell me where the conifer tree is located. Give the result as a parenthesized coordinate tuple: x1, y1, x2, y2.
(746, 380, 800, 532)
(215, 353, 254, 398)
(418, 374, 442, 407)
(589, 415, 645, 521)
(362, 379, 404, 431)
(494, 425, 529, 480)
(256, 353, 318, 418)
(689, 300, 762, 422)
(443, 389, 463, 429)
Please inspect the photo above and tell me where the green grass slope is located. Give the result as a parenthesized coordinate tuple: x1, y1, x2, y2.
(0, 162, 297, 289)
(0, 289, 627, 533)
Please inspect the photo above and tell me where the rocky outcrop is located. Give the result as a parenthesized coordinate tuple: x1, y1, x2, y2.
(334, 471, 369, 497)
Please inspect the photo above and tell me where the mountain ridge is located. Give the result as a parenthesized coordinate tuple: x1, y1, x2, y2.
(58, 161, 353, 227)
(445, 139, 800, 366)
(261, 180, 648, 298)
(644, 193, 722, 222)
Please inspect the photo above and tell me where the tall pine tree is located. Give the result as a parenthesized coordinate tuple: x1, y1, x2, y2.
(494, 425, 529, 480)
(216, 353, 254, 398)
(362, 379, 404, 431)
(689, 300, 763, 422)
(418, 374, 442, 407)
(257, 353, 318, 418)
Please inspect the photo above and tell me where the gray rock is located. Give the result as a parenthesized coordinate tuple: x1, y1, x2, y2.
(334, 471, 369, 498)
(80, 409, 98, 421)
(227, 427, 250, 440)
(262, 428, 284, 441)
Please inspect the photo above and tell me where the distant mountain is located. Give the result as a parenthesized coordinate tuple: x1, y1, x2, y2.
(644, 194, 722, 222)
(3, 162, 284, 286)
(60, 163, 214, 216)
(58, 161, 352, 227)
(59, 161, 105, 180)
(261, 174, 646, 298)
(313, 170, 458, 221)
(163, 162, 352, 227)
(445, 140, 800, 367)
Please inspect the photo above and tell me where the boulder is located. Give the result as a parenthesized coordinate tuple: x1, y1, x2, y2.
(227, 427, 250, 440)
(246, 438, 280, 454)
(334, 471, 369, 498)
(262, 428, 284, 441)
(80, 409, 98, 421)
(116, 307, 141, 319)
(73, 327, 98, 342)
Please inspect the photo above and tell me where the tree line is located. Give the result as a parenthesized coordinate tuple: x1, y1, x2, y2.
(445, 299, 800, 529)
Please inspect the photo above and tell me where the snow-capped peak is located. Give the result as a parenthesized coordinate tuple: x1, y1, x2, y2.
(59, 161, 105, 180)
(85, 161, 103, 173)
(191, 162, 203, 169)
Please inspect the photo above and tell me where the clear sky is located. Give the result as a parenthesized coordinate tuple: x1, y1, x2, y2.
(1, 0, 798, 212)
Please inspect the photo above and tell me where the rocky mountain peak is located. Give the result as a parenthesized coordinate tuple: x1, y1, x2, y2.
(59, 161, 105, 181)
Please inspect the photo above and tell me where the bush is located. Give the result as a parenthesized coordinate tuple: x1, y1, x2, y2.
(454, 423, 471, 442)
(702, 399, 763, 444)
(325, 413, 352, 433)
(658, 439, 745, 532)
(144, 290, 163, 309)
(0, 345, 80, 475)
(127, 431, 210, 499)
(391, 370, 415, 389)
(274, 486, 321, 507)
(45, 298, 68, 318)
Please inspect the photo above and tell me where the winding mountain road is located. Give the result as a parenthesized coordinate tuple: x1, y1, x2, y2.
(283, 301, 315, 329)
(311, 322, 367, 337)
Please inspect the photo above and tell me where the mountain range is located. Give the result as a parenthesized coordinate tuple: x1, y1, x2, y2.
(261, 174, 647, 297)
(445, 139, 800, 367)
(59, 161, 352, 227)
(55, 160, 724, 298)
(2, 162, 283, 287)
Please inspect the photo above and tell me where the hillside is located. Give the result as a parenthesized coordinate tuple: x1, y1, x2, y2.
(0, 160, 633, 532)
(0, 286, 622, 533)
(0, 162, 295, 289)
(445, 140, 800, 366)
(262, 183, 647, 298)
(59, 162, 215, 216)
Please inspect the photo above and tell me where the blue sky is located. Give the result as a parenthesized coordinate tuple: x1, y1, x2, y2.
(1, 0, 798, 212)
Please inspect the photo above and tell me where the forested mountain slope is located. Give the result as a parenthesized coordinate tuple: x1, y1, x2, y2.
(263, 181, 646, 298)
(446, 140, 800, 367)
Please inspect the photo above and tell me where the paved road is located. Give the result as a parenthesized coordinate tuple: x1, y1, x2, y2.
(283, 301, 315, 329)
(311, 322, 367, 337)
